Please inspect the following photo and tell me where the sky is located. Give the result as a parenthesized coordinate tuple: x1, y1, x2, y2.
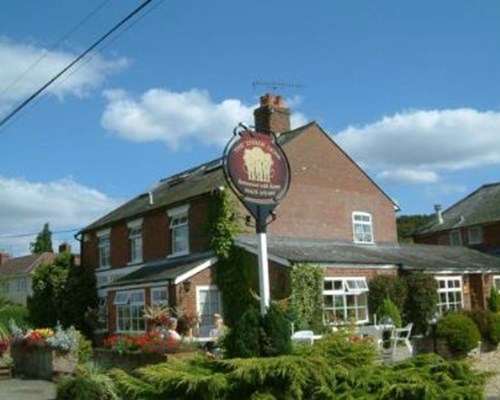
(1, 0, 500, 255)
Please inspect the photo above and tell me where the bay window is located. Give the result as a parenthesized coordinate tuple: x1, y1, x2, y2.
(323, 277, 369, 324)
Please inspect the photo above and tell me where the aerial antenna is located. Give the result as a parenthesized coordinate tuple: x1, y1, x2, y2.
(252, 80, 306, 92)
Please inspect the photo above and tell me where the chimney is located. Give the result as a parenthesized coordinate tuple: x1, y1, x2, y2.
(59, 243, 71, 253)
(0, 252, 10, 266)
(253, 93, 291, 134)
(434, 204, 443, 224)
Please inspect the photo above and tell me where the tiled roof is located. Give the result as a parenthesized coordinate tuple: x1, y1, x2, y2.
(108, 251, 216, 287)
(415, 182, 500, 235)
(236, 235, 500, 272)
(0, 253, 56, 276)
(81, 124, 313, 232)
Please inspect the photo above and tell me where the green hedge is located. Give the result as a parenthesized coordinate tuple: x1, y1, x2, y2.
(437, 313, 481, 355)
(0, 304, 29, 329)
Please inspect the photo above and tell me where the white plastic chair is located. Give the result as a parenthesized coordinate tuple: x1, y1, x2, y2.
(390, 323, 413, 357)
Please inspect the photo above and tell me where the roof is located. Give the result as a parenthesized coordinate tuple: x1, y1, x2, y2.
(235, 235, 500, 272)
(107, 251, 217, 288)
(0, 253, 56, 276)
(415, 182, 500, 235)
(82, 121, 398, 232)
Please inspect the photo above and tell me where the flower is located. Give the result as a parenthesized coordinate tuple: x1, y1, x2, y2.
(143, 305, 170, 327)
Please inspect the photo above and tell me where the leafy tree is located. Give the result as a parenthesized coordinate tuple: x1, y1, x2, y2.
(27, 252, 70, 327)
(30, 222, 53, 253)
(397, 214, 433, 243)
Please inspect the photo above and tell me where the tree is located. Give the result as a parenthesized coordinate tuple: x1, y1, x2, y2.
(27, 252, 70, 327)
(30, 222, 53, 253)
(60, 260, 98, 338)
(396, 214, 433, 243)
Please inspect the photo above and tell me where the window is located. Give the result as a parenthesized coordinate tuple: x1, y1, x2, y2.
(2, 280, 9, 294)
(128, 220, 143, 264)
(197, 286, 222, 337)
(352, 212, 374, 244)
(449, 230, 462, 246)
(494, 276, 500, 292)
(114, 290, 145, 332)
(436, 277, 463, 314)
(97, 229, 111, 268)
(17, 277, 27, 292)
(168, 205, 189, 256)
(468, 226, 482, 245)
(98, 296, 108, 331)
(323, 277, 369, 324)
(151, 287, 168, 307)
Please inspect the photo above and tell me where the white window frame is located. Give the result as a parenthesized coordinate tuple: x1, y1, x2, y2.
(97, 296, 108, 332)
(151, 287, 169, 307)
(168, 205, 190, 256)
(352, 212, 374, 244)
(449, 230, 462, 246)
(114, 289, 146, 333)
(196, 285, 222, 337)
(468, 226, 482, 245)
(436, 276, 463, 314)
(493, 276, 500, 292)
(323, 277, 369, 325)
(128, 219, 143, 264)
(97, 229, 111, 269)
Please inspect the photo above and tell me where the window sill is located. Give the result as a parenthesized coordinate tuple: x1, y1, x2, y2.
(127, 260, 143, 266)
(167, 251, 189, 258)
(96, 266, 112, 272)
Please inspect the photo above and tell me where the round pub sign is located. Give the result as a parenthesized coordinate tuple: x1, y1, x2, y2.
(223, 130, 290, 205)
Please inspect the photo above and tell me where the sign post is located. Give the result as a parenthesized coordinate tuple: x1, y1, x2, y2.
(223, 126, 290, 315)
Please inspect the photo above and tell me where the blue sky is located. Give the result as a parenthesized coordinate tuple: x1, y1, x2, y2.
(1, 0, 500, 254)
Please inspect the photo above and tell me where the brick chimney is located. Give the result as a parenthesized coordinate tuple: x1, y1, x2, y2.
(59, 243, 71, 253)
(0, 252, 10, 266)
(253, 93, 291, 134)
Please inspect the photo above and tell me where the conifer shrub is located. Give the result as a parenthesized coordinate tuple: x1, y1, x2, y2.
(261, 304, 292, 357)
(464, 309, 490, 342)
(437, 313, 481, 355)
(222, 305, 261, 358)
(489, 285, 500, 312)
(376, 298, 402, 328)
(487, 312, 500, 346)
(57, 363, 118, 400)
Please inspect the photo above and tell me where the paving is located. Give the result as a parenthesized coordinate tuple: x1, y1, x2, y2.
(0, 379, 56, 400)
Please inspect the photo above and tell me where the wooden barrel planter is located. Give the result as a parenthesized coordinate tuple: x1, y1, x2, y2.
(10, 342, 78, 381)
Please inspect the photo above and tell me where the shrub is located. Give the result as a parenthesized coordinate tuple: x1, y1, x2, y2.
(368, 275, 407, 321)
(222, 305, 261, 358)
(437, 313, 481, 355)
(404, 273, 438, 335)
(0, 304, 28, 329)
(77, 331, 94, 364)
(488, 312, 500, 346)
(376, 298, 402, 328)
(57, 362, 118, 400)
(489, 285, 500, 312)
(261, 304, 292, 357)
(464, 309, 490, 341)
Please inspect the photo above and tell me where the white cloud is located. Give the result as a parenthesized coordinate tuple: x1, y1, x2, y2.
(101, 89, 307, 149)
(0, 37, 127, 112)
(336, 109, 500, 184)
(0, 177, 120, 255)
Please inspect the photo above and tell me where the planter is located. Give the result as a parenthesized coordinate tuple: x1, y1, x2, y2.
(10, 342, 78, 381)
(0, 366, 12, 380)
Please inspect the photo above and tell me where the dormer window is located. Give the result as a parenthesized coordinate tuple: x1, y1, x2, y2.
(168, 205, 190, 256)
(352, 212, 374, 244)
(128, 219, 143, 264)
(449, 230, 462, 246)
(468, 226, 482, 245)
(97, 229, 111, 269)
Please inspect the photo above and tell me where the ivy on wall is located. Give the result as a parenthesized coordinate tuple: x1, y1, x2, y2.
(289, 263, 324, 331)
(210, 189, 258, 327)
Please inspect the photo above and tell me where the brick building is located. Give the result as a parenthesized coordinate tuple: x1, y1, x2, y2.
(79, 94, 500, 336)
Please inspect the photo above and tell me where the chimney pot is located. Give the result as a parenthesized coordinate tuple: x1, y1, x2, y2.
(434, 204, 443, 224)
(0, 252, 10, 266)
(59, 243, 71, 253)
(254, 93, 291, 134)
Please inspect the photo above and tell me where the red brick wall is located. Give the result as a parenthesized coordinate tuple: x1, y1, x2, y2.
(268, 125, 398, 243)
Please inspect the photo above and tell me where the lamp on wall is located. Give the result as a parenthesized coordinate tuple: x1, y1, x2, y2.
(183, 280, 192, 292)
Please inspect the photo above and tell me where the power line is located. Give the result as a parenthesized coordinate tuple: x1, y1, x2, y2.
(0, 0, 154, 131)
(0, 0, 112, 100)
(0, 228, 80, 240)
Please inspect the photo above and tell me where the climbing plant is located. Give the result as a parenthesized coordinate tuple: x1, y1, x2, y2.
(289, 263, 324, 332)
